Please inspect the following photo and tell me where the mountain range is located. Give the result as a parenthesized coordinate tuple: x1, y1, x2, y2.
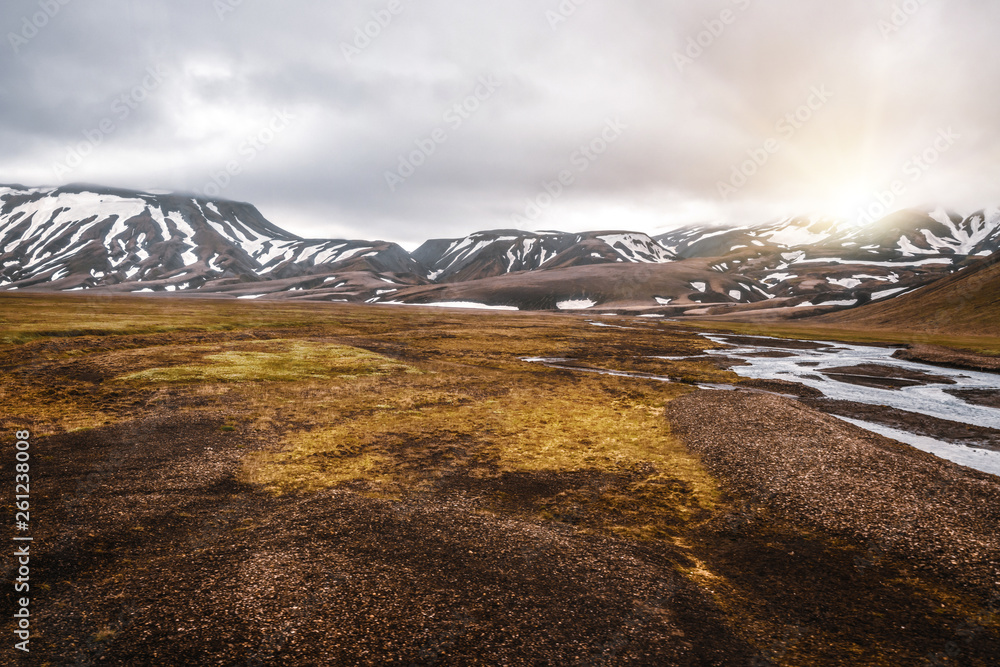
(2, 184, 998, 317)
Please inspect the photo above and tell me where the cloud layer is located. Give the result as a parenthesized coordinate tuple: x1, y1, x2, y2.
(2, 0, 999, 245)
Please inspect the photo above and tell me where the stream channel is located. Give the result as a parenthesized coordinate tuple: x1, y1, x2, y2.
(525, 328, 1000, 477)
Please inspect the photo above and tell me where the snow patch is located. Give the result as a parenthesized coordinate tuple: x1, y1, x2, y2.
(763, 273, 796, 284)
(764, 225, 831, 247)
(385, 301, 519, 311)
(828, 277, 862, 289)
(871, 287, 910, 300)
(597, 234, 673, 263)
(797, 299, 856, 308)
(557, 299, 597, 310)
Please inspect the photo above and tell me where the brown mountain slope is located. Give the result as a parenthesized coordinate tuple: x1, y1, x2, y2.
(817, 252, 1000, 335)
(385, 260, 768, 310)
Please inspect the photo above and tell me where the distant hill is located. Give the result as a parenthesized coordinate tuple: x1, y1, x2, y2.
(818, 252, 1000, 335)
(412, 230, 676, 282)
(384, 259, 768, 311)
(2, 184, 999, 315)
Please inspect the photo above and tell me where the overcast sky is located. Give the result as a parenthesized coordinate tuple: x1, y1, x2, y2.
(2, 1, 999, 247)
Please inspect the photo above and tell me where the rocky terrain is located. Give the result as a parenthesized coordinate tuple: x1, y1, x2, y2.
(665, 390, 1000, 593)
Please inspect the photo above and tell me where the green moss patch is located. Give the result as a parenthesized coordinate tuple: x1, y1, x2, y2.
(116, 340, 414, 384)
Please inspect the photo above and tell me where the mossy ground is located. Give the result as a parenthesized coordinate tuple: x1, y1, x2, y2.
(1, 294, 725, 537)
(1, 293, 996, 665)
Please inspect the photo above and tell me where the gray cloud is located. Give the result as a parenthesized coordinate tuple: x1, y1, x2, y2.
(2, 0, 999, 245)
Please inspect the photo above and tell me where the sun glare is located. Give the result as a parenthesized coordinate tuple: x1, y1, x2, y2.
(827, 186, 876, 223)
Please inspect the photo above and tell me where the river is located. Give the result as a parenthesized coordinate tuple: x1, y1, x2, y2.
(702, 333, 1000, 476)
(525, 326, 1000, 477)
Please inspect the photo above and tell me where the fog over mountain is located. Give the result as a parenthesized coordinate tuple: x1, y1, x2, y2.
(2, 1, 1000, 245)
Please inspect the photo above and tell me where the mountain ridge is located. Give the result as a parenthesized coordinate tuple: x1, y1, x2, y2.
(2, 184, 997, 315)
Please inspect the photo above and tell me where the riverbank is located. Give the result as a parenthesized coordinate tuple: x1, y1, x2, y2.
(679, 319, 1000, 367)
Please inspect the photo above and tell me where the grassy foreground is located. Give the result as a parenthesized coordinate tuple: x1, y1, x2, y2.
(0, 294, 725, 538)
(0, 293, 997, 665)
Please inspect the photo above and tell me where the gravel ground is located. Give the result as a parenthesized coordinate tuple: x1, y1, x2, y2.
(7, 416, 751, 666)
(946, 388, 1000, 409)
(665, 390, 1000, 595)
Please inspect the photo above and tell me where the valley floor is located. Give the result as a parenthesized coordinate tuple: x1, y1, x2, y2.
(0, 295, 997, 665)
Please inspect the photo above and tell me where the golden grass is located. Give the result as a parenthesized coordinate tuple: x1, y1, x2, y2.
(0, 296, 727, 538)
(116, 340, 415, 384)
(241, 371, 719, 539)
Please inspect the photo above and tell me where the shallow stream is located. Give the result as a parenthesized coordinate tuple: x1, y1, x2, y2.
(525, 326, 1000, 477)
(702, 333, 1000, 477)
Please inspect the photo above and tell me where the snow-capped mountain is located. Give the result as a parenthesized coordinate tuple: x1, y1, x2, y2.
(412, 230, 676, 283)
(847, 207, 1000, 258)
(1, 184, 997, 315)
(656, 216, 855, 259)
(0, 184, 424, 298)
(653, 209, 1000, 311)
(656, 209, 1000, 262)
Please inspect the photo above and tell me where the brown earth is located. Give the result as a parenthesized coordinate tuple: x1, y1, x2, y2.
(15, 417, 747, 666)
(893, 344, 1000, 374)
(946, 388, 1000, 409)
(710, 335, 835, 351)
(735, 378, 825, 398)
(386, 260, 767, 311)
(818, 253, 1000, 337)
(820, 363, 957, 390)
(1, 295, 999, 665)
(666, 390, 1000, 593)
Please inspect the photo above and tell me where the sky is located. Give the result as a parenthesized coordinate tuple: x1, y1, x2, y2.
(2, 0, 999, 248)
